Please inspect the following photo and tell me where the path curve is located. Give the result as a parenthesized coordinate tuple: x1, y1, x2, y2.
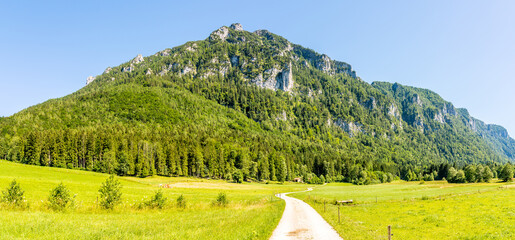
(270, 188, 343, 240)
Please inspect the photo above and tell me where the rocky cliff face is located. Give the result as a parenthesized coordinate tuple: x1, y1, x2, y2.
(230, 23, 243, 31)
(86, 76, 96, 85)
(250, 62, 294, 92)
(294, 46, 356, 78)
(209, 26, 230, 41)
(434, 103, 456, 124)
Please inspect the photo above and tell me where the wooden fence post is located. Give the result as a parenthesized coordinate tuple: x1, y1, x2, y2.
(388, 225, 392, 240)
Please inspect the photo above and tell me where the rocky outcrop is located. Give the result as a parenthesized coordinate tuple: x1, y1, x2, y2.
(251, 62, 294, 92)
(365, 97, 377, 109)
(434, 111, 445, 124)
(415, 117, 424, 132)
(86, 76, 96, 85)
(230, 23, 243, 31)
(145, 68, 153, 75)
(104, 67, 112, 74)
(209, 26, 229, 41)
(254, 30, 275, 40)
(412, 94, 422, 106)
(158, 65, 169, 76)
(180, 65, 196, 76)
(310, 54, 356, 77)
(315, 55, 332, 73)
(155, 49, 171, 57)
(333, 61, 357, 78)
(122, 64, 135, 73)
(277, 43, 293, 57)
(388, 104, 400, 118)
(185, 43, 197, 52)
(335, 119, 363, 137)
(434, 103, 456, 123)
(132, 54, 144, 64)
(276, 62, 294, 92)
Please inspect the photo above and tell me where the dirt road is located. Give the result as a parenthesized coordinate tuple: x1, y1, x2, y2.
(270, 189, 343, 240)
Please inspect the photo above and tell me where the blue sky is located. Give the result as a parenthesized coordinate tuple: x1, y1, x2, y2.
(1, 0, 514, 136)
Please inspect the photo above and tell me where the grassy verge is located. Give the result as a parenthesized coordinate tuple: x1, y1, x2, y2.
(291, 181, 515, 239)
(0, 160, 308, 239)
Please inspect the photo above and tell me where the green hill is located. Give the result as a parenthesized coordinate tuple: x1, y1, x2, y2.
(0, 23, 513, 183)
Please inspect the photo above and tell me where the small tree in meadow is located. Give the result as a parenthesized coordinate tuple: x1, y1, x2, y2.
(214, 192, 228, 207)
(98, 175, 122, 209)
(145, 189, 167, 209)
(176, 194, 187, 209)
(48, 183, 74, 211)
(1, 179, 26, 207)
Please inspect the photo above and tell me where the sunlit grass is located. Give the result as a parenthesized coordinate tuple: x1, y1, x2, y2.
(0, 160, 309, 239)
(292, 181, 515, 239)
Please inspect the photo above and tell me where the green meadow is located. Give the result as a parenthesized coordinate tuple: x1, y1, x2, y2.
(291, 181, 515, 239)
(0, 160, 308, 240)
(2, 159, 514, 240)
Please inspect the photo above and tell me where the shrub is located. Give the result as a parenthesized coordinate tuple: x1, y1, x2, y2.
(387, 173, 394, 183)
(176, 194, 187, 209)
(98, 175, 122, 209)
(144, 189, 167, 209)
(48, 183, 74, 211)
(1, 179, 26, 207)
(214, 192, 229, 207)
(447, 168, 466, 183)
(232, 169, 243, 183)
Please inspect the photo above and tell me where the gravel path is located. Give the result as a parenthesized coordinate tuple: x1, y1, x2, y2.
(270, 188, 343, 240)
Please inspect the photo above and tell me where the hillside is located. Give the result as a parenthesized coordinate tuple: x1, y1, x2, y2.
(0, 23, 513, 183)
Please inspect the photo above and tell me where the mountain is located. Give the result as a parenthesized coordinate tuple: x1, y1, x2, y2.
(0, 23, 513, 183)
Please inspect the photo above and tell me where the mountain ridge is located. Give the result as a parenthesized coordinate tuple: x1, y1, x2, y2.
(0, 23, 513, 183)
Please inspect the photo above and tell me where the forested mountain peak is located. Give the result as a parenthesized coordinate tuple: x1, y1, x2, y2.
(1, 23, 513, 184)
(86, 23, 356, 93)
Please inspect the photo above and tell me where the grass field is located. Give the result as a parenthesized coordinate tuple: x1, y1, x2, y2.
(0, 160, 309, 239)
(291, 181, 515, 239)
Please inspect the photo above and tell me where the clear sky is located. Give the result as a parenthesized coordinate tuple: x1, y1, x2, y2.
(1, 0, 514, 136)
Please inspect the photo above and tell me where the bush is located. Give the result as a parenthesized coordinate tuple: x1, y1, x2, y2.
(98, 175, 122, 209)
(387, 173, 394, 183)
(232, 169, 243, 183)
(1, 179, 26, 207)
(144, 189, 167, 209)
(214, 192, 228, 207)
(176, 194, 187, 209)
(448, 170, 466, 183)
(306, 173, 324, 184)
(48, 183, 74, 211)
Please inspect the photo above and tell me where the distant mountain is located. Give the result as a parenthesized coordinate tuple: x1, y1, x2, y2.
(0, 23, 512, 183)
